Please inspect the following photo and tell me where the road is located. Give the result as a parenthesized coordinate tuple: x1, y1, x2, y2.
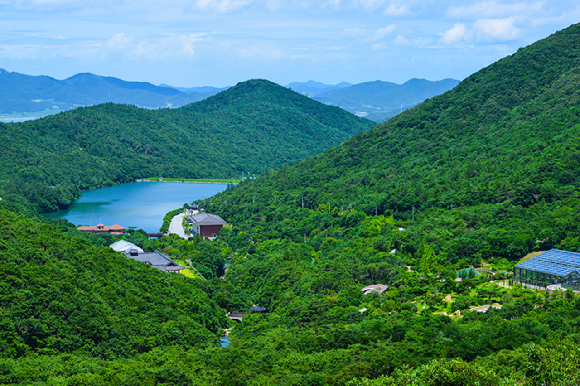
(168, 212, 188, 239)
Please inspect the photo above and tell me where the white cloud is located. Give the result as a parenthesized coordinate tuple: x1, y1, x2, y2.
(440, 17, 522, 44)
(447, 1, 544, 19)
(374, 24, 396, 40)
(11, 0, 84, 10)
(393, 34, 431, 46)
(104, 33, 204, 60)
(190, 0, 254, 14)
(440, 23, 467, 44)
(239, 44, 285, 59)
(107, 33, 134, 50)
(342, 27, 366, 37)
(474, 17, 521, 41)
(371, 42, 385, 50)
(357, 0, 389, 12)
(383, 1, 410, 16)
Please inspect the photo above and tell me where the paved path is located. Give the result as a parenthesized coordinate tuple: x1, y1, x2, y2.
(168, 212, 188, 239)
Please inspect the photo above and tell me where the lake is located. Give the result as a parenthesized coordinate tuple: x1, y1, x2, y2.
(43, 181, 227, 233)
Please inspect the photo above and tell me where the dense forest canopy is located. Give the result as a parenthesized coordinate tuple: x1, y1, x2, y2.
(3, 22, 580, 386)
(210, 22, 580, 263)
(0, 79, 373, 213)
(0, 208, 228, 359)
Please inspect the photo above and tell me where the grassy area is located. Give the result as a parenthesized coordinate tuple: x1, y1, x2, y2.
(180, 266, 201, 279)
(517, 251, 548, 265)
(139, 177, 240, 184)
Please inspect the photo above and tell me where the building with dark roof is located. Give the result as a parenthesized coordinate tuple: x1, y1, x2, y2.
(250, 306, 267, 313)
(125, 249, 185, 273)
(514, 249, 580, 290)
(186, 212, 227, 238)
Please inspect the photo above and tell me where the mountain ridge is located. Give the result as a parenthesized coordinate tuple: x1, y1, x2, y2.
(0, 78, 373, 213)
(313, 77, 460, 121)
(0, 69, 219, 114)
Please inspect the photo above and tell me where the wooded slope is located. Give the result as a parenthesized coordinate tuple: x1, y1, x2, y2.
(211, 23, 580, 264)
(0, 208, 227, 359)
(0, 79, 373, 212)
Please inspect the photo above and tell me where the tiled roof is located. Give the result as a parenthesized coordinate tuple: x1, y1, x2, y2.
(516, 249, 580, 277)
(77, 224, 126, 232)
(187, 212, 227, 226)
(126, 250, 185, 272)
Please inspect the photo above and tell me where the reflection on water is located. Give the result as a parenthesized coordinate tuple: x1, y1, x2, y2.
(43, 182, 227, 233)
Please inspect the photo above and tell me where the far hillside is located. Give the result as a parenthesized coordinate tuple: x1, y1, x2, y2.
(0, 70, 221, 117)
(286, 80, 352, 96)
(313, 78, 460, 122)
(0, 79, 374, 213)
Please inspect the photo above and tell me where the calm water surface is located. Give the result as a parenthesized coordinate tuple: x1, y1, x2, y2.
(43, 182, 227, 233)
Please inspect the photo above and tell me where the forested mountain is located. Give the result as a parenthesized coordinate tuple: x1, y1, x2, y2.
(0, 79, 373, 213)
(313, 78, 460, 122)
(4, 22, 580, 386)
(174, 22, 580, 382)
(0, 70, 220, 114)
(0, 208, 228, 357)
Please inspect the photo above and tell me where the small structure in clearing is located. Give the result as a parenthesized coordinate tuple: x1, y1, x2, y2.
(110, 240, 144, 254)
(250, 306, 267, 313)
(125, 249, 185, 273)
(362, 284, 388, 296)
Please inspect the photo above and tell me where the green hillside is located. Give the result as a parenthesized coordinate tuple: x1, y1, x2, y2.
(5, 22, 580, 386)
(0, 208, 228, 359)
(0, 79, 373, 213)
(142, 22, 580, 383)
(213, 23, 580, 262)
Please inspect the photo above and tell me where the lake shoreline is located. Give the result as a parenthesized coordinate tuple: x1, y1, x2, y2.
(135, 179, 238, 185)
(42, 181, 228, 233)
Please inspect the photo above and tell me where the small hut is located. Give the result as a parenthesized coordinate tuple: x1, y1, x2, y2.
(250, 306, 267, 313)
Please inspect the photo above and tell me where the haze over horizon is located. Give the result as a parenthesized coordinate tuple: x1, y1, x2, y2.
(1, 0, 579, 88)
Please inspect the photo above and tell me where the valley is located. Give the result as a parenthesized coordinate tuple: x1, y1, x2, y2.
(3, 21, 580, 386)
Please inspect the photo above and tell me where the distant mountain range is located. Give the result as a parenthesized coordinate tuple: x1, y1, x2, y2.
(159, 84, 230, 94)
(0, 69, 223, 117)
(0, 68, 459, 123)
(285, 80, 353, 96)
(288, 78, 460, 122)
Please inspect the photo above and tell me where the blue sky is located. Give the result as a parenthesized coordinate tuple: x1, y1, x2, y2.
(1, 0, 579, 87)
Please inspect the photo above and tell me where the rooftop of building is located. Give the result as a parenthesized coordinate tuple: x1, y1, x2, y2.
(515, 249, 580, 277)
(110, 240, 144, 253)
(125, 250, 185, 273)
(186, 212, 227, 226)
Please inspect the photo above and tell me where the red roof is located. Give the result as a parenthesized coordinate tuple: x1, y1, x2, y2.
(77, 224, 126, 233)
